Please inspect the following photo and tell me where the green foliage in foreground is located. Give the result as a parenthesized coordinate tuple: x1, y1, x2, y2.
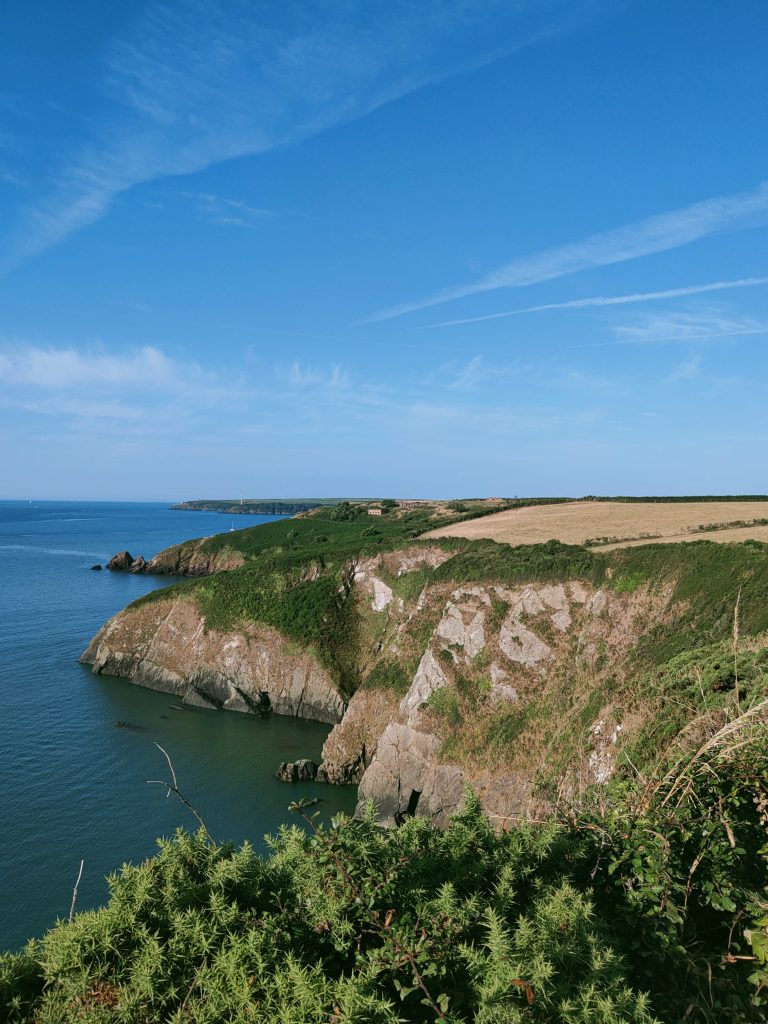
(4, 734, 768, 1024)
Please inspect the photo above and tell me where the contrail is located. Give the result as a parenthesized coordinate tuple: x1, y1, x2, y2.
(425, 275, 768, 328)
(360, 180, 768, 323)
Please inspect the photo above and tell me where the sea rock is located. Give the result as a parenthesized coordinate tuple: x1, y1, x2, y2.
(107, 550, 137, 571)
(105, 542, 244, 577)
(90, 564, 102, 571)
(275, 759, 319, 782)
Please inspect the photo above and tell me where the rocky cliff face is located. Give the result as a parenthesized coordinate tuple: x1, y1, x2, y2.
(81, 596, 344, 723)
(340, 577, 673, 827)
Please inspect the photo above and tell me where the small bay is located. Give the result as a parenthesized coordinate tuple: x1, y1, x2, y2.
(0, 500, 356, 951)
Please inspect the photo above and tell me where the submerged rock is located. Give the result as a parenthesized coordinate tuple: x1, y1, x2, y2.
(90, 564, 103, 571)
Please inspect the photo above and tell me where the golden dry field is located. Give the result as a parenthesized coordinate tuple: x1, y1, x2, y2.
(422, 500, 768, 550)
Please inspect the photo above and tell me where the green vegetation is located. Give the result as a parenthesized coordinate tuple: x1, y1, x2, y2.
(362, 659, 411, 696)
(4, 737, 768, 1023)
(427, 685, 463, 726)
(432, 539, 600, 587)
(581, 494, 768, 503)
(610, 541, 768, 663)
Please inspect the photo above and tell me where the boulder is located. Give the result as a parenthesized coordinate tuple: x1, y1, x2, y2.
(107, 551, 136, 571)
(90, 564, 103, 571)
(274, 758, 319, 782)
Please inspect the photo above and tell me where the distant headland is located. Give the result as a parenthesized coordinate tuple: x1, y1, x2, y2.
(171, 498, 340, 515)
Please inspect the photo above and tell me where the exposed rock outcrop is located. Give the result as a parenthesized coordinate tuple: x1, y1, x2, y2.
(85, 536, 680, 829)
(80, 596, 345, 724)
(354, 578, 674, 827)
(275, 759, 319, 782)
(107, 551, 137, 571)
(319, 686, 400, 784)
(106, 541, 245, 576)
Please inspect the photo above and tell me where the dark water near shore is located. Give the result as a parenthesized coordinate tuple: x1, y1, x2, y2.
(0, 501, 356, 951)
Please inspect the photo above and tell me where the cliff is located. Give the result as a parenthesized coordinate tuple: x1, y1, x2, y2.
(82, 509, 768, 829)
(81, 595, 344, 723)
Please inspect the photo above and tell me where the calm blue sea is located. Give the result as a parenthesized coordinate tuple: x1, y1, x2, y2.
(0, 501, 356, 951)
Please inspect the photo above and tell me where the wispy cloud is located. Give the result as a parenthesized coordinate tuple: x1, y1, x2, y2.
(439, 354, 522, 391)
(363, 183, 768, 323)
(0, 344, 204, 391)
(667, 353, 702, 381)
(0, 0, 598, 273)
(1, 339, 596, 450)
(614, 311, 768, 344)
(277, 360, 351, 389)
(424, 275, 768, 327)
(183, 192, 272, 228)
(448, 355, 487, 391)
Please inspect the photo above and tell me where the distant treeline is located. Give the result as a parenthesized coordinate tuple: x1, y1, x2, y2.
(581, 494, 768, 503)
(172, 499, 338, 515)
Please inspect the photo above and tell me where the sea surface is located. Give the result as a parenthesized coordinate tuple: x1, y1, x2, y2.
(0, 501, 356, 951)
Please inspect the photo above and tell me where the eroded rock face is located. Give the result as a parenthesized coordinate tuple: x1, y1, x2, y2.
(80, 596, 345, 724)
(588, 719, 624, 785)
(436, 596, 486, 659)
(355, 722, 466, 828)
(352, 547, 453, 614)
(319, 686, 399, 784)
(400, 649, 448, 720)
(354, 576, 672, 827)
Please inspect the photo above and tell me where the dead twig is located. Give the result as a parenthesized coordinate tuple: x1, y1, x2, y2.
(68, 859, 84, 923)
(147, 743, 216, 845)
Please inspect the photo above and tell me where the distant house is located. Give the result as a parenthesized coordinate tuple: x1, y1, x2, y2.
(368, 507, 383, 516)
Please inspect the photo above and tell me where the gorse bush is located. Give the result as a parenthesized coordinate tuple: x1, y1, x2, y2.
(3, 731, 767, 1024)
(1, 799, 655, 1024)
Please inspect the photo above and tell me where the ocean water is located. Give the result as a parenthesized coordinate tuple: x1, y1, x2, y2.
(0, 501, 356, 951)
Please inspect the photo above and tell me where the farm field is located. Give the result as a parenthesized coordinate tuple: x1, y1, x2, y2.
(422, 500, 768, 549)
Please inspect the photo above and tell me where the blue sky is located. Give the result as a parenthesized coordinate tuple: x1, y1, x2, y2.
(1, 0, 767, 499)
